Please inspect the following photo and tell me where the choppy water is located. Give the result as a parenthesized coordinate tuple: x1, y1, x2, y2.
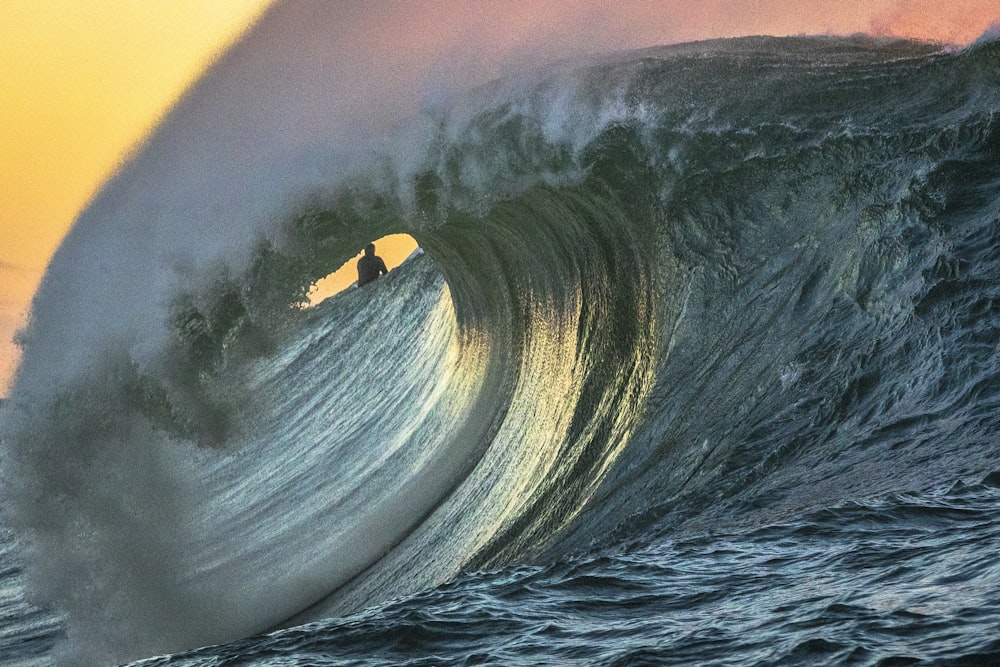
(2, 12, 1000, 667)
(6, 472, 1000, 665)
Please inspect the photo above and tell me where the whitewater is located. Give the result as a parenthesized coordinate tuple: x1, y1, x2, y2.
(2, 6, 1000, 666)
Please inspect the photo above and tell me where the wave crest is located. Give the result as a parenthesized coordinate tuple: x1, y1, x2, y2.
(5, 34, 1000, 664)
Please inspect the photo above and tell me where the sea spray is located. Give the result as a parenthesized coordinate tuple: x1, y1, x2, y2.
(3, 29, 1000, 665)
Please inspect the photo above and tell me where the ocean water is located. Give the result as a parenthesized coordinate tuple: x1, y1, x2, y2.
(2, 15, 1000, 667)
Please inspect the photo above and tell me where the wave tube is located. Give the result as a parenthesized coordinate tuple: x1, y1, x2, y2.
(3, 6, 1000, 664)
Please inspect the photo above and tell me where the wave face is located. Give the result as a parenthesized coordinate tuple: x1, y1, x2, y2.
(3, 19, 1000, 665)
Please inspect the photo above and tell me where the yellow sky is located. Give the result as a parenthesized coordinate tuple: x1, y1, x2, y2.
(0, 2, 996, 396)
(0, 1, 274, 395)
(304, 235, 419, 307)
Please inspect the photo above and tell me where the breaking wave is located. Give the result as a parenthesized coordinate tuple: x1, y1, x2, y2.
(3, 22, 1000, 665)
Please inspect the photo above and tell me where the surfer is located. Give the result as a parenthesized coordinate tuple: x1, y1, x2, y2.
(357, 242, 388, 287)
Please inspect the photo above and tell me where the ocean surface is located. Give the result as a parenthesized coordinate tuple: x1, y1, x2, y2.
(2, 15, 1000, 667)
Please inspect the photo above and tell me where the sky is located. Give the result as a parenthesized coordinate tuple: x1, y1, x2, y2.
(1, 1, 997, 396)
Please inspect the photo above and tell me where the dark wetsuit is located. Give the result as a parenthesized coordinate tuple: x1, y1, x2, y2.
(357, 254, 388, 286)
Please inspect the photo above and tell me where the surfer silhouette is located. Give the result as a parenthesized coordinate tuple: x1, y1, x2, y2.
(357, 242, 388, 287)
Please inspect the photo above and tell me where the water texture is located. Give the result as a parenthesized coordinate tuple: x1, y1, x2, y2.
(1, 21, 1000, 667)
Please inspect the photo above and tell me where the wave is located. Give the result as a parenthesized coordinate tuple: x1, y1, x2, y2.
(3, 23, 1000, 665)
(975, 21, 1000, 45)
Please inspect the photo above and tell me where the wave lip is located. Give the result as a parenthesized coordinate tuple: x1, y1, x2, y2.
(5, 29, 1000, 665)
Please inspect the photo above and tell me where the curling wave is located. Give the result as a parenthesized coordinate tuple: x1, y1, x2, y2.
(3, 27, 1000, 664)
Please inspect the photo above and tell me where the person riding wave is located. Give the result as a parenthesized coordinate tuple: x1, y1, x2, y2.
(357, 242, 388, 286)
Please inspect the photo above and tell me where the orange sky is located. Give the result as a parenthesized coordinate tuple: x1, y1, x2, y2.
(0, 1, 274, 396)
(305, 235, 419, 306)
(1, 1, 997, 396)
